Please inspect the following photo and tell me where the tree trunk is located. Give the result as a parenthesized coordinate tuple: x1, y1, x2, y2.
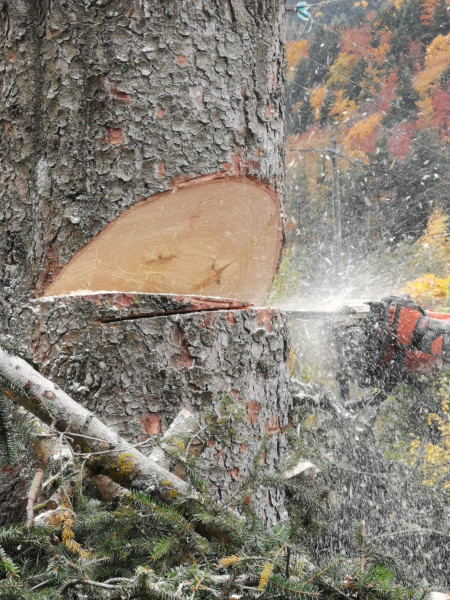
(28, 293, 291, 523)
(0, 0, 288, 524)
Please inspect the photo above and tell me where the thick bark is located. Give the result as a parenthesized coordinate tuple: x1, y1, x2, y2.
(0, 0, 285, 313)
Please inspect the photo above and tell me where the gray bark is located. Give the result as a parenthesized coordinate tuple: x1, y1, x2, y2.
(30, 293, 292, 523)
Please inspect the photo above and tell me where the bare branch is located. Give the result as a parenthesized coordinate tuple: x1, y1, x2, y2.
(24, 468, 45, 529)
(60, 579, 122, 595)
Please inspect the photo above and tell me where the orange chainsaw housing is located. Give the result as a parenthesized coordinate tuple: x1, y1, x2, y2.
(334, 296, 448, 396)
(387, 304, 450, 373)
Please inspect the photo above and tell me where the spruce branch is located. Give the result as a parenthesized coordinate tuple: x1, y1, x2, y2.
(0, 544, 19, 577)
(360, 520, 365, 572)
(305, 557, 343, 584)
(0, 392, 20, 465)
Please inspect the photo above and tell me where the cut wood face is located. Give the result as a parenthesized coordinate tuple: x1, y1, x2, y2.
(44, 179, 282, 304)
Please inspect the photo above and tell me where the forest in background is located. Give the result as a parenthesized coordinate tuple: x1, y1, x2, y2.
(270, 0, 449, 588)
(275, 0, 449, 310)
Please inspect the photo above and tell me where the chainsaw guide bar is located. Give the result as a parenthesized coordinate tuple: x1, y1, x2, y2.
(284, 304, 370, 322)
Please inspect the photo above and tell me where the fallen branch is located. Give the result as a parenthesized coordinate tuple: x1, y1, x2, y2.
(149, 407, 200, 468)
(60, 579, 121, 595)
(0, 345, 198, 503)
(87, 407, 200, 501)
(24, 468, 45, 529)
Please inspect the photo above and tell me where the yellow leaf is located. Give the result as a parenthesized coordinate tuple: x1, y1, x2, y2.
(345, 112, 382, 145)
(326, 53, 358, 88)
(310, 86, 328, 120)
(419, 207, 449, 251)
(329, 90, 358, 122)
(402, 274, 450, 307)
(414, 34, 450, 98)
(285, 39, 309, 80)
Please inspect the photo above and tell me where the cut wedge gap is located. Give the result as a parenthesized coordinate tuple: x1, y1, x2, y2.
(44, 179, 282, 304)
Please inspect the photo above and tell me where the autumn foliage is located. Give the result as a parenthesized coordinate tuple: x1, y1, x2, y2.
(414, 34, 450, 98)
(285, 39, 309, 80)
(284, 0, 449, 297)
(287, 1, 449, 157)
(420, 0, 441, 26)
(346, 112, 383, 153)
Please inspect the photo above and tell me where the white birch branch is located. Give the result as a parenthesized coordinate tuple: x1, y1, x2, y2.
(149, 407, 200, 468)
(0, 346, 198, 502)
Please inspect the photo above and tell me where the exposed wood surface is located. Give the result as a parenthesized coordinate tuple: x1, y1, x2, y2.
(44, 180, 282, 304)
(24, 469, 45, 529)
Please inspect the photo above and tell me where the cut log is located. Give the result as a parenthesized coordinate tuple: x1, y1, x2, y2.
(43, 179, 282, 305)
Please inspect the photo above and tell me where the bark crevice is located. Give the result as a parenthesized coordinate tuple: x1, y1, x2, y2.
(0, 0, 287, 526)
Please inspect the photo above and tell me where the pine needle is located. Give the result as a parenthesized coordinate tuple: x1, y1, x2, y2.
(219, 555, 241, 567)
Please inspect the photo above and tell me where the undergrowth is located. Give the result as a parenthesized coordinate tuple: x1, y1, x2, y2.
(0, 449, 430, 599)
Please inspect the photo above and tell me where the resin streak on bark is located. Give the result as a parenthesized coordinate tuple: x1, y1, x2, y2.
(44, 179, 282, 304)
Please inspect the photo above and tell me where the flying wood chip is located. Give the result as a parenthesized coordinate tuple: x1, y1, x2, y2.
(44, 179, 282, 304)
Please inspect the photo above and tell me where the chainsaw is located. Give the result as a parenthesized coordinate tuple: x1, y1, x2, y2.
(286, 295, 450, 404)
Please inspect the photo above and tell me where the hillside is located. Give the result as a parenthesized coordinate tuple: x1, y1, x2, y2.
(278, 0, 449, 308)
(277, 3, 449, 588)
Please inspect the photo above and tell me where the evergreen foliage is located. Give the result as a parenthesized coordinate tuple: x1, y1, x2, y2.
(0, 395, 18, 467)
(0, 344, 40, 468)
(0, 436, 431, 599)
